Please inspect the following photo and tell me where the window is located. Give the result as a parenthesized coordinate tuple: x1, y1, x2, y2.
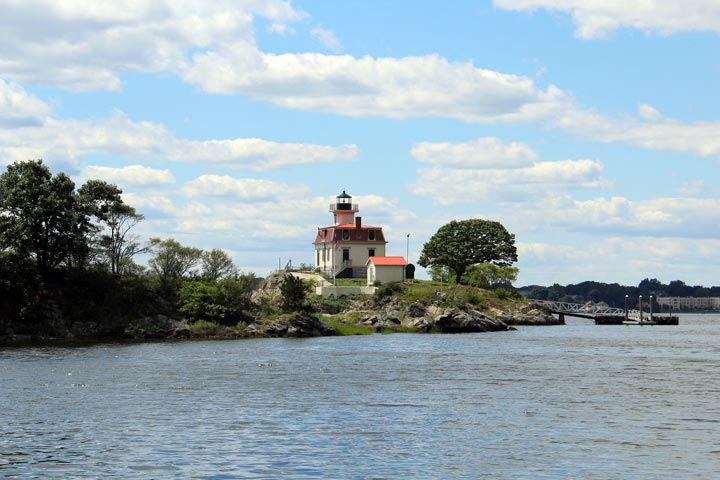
(368, 249, 375, 258)
(368, 229, 375, 241)
(342, 229, 349, 240)
(317, 251, 320, 265)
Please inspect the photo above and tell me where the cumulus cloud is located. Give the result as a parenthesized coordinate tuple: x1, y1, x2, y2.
(411, 137, 538, 169)
(412, 159, 608, 205)
(0, 80, 50, 128)
(493, 0, 720, 38)
(182, 52, 569, 123)
(77, 165, 175, 187)
(0, 0, 306, 91)
(3, 0, 720, 164)
(182, 175, 310, 199)
(0, 107, 358, 171)
(517, 237, 720, 286)
(556, 104, 720, 158)
(524, 195, 720, 238)
(409, 137, 609, 205)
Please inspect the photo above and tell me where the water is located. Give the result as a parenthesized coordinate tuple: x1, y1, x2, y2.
(2, 314, 719, 479)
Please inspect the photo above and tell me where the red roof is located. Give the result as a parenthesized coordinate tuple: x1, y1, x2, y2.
(332, 223, 381, 229)
(368, 256, 407, 266)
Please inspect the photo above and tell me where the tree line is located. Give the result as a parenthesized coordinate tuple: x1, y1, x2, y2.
(0, 160, 259, 337)
(519, 278, 720, 310)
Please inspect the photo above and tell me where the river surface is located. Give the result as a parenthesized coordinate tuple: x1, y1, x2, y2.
(2, 314, 719, 479)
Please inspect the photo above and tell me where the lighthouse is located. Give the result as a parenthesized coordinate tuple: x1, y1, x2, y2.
(314, 191, 387, 278)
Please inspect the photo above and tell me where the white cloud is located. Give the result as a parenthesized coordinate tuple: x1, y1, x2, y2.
(411, 137, 538, 168)
(517, 237, 720, 286)
(410, 137, 609, 205)
(182, 51, 569, 123)
(676, 180, 705, 196)
(0, 80, 50, 128)
(556, 104, 720, 159)
(267, 22, 295, 36)
(182, 175, 310, 199)
(524, 195, 720, 238)
(78, 165, 175, 187)
(311, 26, 342, 52)
(0, 107, 358, 172)
(494, 0, 720, 38)
(0, 0, 306, 91)
(411, 159, 608, 205)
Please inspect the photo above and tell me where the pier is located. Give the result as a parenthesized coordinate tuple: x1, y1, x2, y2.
(528, 300, 679, 325)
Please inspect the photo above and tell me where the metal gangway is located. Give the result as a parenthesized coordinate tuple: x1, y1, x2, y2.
(528, 299, 640, 321)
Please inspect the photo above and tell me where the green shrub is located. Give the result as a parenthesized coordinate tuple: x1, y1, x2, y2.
(494, 288, 522, 301)
(280, 274, 310, 312)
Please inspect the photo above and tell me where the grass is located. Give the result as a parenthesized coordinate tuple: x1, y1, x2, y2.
(321, 315, 376, 335)
(189, 320, 223, 335)
(374, 279, 523, 313)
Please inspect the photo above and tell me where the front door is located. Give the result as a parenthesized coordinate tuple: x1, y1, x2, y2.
(342, 248, 350, 262)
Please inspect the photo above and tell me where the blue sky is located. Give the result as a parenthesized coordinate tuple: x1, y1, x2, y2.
(2, 0, 720, 286)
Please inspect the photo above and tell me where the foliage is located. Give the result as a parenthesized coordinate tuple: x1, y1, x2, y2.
(0, 160, 95, 272)
(189, 320, 223, 335)
(178, 275, 257, 325)
(0, 252, 41, 329)
(201, 249, 237, 281)
(94, 208, 146, 275)
(148, 238, 202, 290)
(279, 274, 310, 312)
(461, 263, 519, 289)
(428, 265, 453, 284)
(493, 287, 522, 301)
(418, 219, 517, 284)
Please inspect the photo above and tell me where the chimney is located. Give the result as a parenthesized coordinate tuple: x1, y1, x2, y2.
(355, 216, 362, 229)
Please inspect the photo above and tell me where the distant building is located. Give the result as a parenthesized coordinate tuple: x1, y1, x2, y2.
(657, 297, 720, 311)
(314, 191, 388, 278)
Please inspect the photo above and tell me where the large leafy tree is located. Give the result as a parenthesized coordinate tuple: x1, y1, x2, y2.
(418, 219, 518, 284)
(148, 238, 202, 287)
(201, 248, 237, 281)
(0, 160, 93, 272)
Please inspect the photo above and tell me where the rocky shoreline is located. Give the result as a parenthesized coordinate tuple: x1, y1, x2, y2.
(0, 275, 561, 345)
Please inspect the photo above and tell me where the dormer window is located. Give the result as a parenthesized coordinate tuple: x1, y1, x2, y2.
(342, 229, 349, 240)
(368, 229, 376, 241)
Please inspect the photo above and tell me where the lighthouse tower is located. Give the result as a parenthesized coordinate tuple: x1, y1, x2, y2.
(331, 190, 358, 225)
(314, 191, 387, 278)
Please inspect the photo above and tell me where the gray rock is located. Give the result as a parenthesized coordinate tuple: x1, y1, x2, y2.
(244, 313, 337, 338)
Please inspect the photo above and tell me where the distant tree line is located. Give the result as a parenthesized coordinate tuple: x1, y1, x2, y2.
(519, 278, 720, 310)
